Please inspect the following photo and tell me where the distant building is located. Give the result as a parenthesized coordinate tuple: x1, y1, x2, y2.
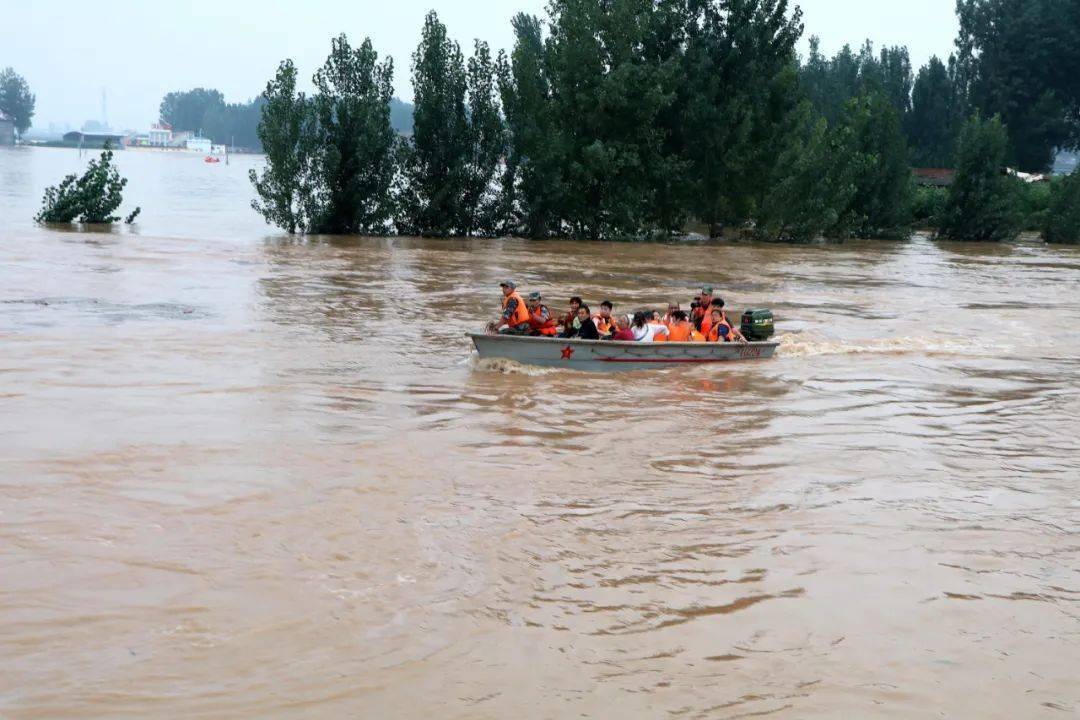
(170, 130, 193, 147)
(912, 168, 956, 187)
(62, 130, 129, 148)
(185, 137, 212, 154)
(0, 113, 14, 145)
(149, 121, 172, 146)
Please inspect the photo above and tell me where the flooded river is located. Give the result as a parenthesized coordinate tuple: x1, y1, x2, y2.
(2, 147, 1079, 718)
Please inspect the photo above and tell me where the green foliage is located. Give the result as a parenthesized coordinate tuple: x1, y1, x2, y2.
(1015, 180, 1054, 232)
(249, 60, 315, 234)
(912, 185, 948, 227)
(0, 67, 35, 135)
(937, 115, 1022, 242)
(395, 12, 471, 236)
(906, 56, 962, 168)
(159, 88, 225, 133)
(396, 12, 505, 237)
(35, 145, 140, 224)
(755, 113, 860, 242)
(800, 39, 912, 127)
(200, 97, 266, 149)
(956, 0, 1080, 172)
(308, 34, 397, 234)
(680, 0, 805, 236)
(843, 93, 914, 238)
(1043, 171, 1080, 243)
(250, 35, 398, 236)
(496, 13, 565, 237)
(462, 40, 506, 236)
(539, 0, 686, 239)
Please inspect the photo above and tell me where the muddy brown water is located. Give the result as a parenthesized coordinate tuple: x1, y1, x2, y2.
(2, 147, 1079, 718)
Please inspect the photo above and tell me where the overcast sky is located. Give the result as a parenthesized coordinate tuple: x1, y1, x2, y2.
(3, 0, 958, 132)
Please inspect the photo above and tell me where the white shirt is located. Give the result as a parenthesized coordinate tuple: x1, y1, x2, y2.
(632, 323, 670, 342)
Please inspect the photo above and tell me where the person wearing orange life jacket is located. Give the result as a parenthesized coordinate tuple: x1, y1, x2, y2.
(700, 297, 732, 338)
(691, 286, 714, 330)
(489, 280, 532, 335)
(592, 300, 616, 338)
(706, 306, 746, 343)
(525, 292, 559, 336)
(665, 310, 697, 342)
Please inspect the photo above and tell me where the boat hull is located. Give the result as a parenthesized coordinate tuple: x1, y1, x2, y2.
(469, 333, 778, 372)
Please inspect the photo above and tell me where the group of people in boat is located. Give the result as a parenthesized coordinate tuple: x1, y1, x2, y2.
(489, 280, 747, 343)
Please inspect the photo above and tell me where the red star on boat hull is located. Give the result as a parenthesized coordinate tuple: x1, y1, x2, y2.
(560, 346, 575, 359)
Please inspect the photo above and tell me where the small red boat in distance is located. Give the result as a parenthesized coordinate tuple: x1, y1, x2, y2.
(204, 156, 220, 164)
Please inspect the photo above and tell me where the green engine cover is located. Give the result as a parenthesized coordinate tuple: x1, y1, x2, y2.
(740, 309, 775, 341)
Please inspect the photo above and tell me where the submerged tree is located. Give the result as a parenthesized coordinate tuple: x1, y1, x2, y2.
(249, 60, 313, 234)
(0, 67, 35, 136)
(755, 111, 861, 242)
(396, 13, 506, 237)
(395, 11, 471, 236)
(250, 35, 397, 235)
(496, 13, 565, 237)
(937, 115, 1022, 242)
(1043, 170, 1080, 244)
(681, 0, 805, 236)
(35, 144, 140, 224)
(308, 34, 397, 234)
(842, 92, 914, 239)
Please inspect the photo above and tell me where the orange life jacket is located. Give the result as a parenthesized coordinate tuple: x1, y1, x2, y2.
(529, 304, 559, 336)
(502, 290, 531, 327)
(707, 317, 733, 342)
(701, 309, 730, 339)
(690, 329, 706, 342)
(593, 314, 615, 336)
(667, 321, 694, 342)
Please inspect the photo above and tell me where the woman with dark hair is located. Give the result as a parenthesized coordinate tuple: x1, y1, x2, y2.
(630, 311, 667, 342)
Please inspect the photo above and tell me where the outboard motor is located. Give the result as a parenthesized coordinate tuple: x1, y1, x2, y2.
(740, 309, 775, 341)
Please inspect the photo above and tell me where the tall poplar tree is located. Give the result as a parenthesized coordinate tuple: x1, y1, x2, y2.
(496, 14, 565, 238)
(309, 34, 397, 234)
(906, 56, 963, 167)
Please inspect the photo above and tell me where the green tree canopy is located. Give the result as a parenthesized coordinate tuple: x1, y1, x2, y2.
(1043, 170, 1080, 244)
(840, 93, 914, 238)
(497, 13, 565, 238)
(159, 87, 225, 132)
(35, 145, 140, 225)
(397, 11, 505, 237)
(250, 35, 398, 235)
(956, 0, 1080, 172)
(308, 34, 397, 234)
(907, 56, 962, 167)
(937, 115, 1022, 242)
(0, 67, 35, 134)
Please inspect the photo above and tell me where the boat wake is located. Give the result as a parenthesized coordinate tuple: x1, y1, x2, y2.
(471, 355, 562, 376)
(776, 332, 995, 358)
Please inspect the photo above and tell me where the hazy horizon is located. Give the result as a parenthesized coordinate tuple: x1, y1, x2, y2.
(4, 0, 958, 133)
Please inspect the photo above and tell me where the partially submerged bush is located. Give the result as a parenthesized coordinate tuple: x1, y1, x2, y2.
(35, 145, 141, 225)
(1043, 170, 1080, 244)
(912, 184, 948, 227)
(1016, 179, 1054, 232)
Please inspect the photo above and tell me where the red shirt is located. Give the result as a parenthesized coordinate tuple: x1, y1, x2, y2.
(611, 328, 636, 341)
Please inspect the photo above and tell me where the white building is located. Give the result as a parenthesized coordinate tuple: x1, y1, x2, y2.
(185, 137, 212, 154)
(149, 122, 172, 146)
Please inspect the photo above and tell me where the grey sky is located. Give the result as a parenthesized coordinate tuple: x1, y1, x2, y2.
(3, 0, 958, 132)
